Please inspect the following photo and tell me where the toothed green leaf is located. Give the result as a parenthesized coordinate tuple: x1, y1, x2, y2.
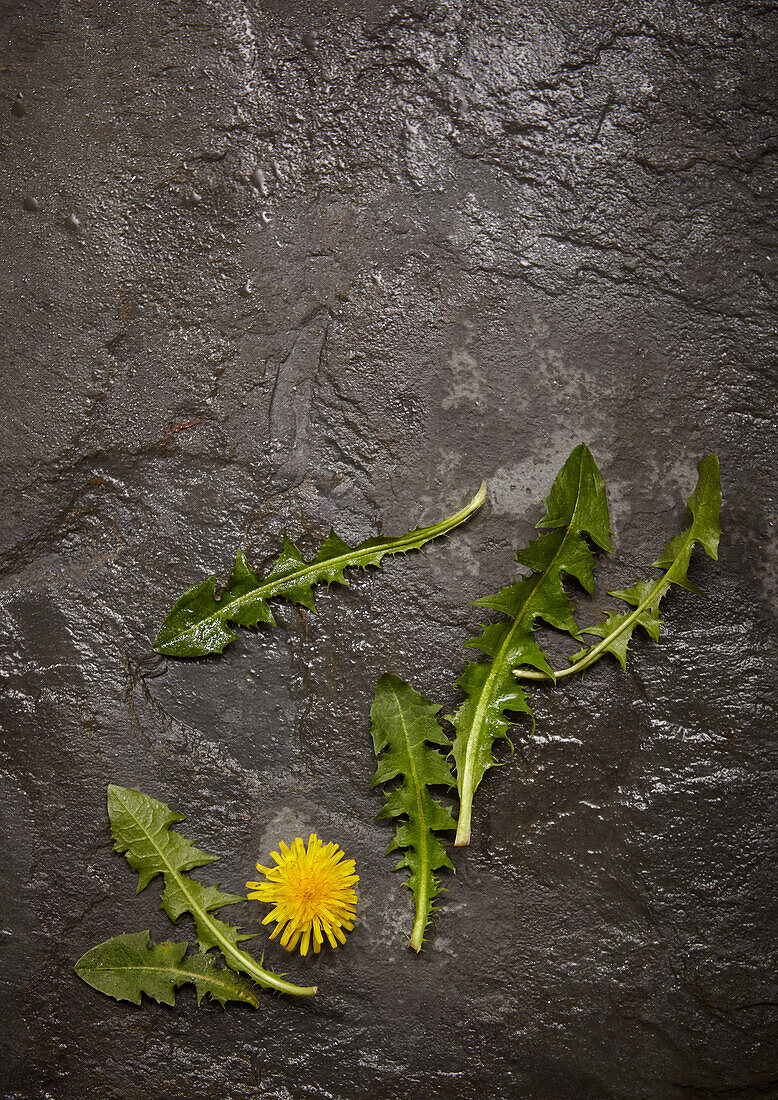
(370, 675, 457, 952)
(74, 931, 260, 1008)
(450, 444, 612, 846)
(154, 484, 487, 657)
(567, 455, 721, 672)
(106, 785, 316, 997)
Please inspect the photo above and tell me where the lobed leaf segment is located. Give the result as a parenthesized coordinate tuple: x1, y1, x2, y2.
(154, 483, 487, 657)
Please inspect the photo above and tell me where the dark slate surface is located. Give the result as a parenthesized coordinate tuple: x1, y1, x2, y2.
(1, 2, 776, 1098)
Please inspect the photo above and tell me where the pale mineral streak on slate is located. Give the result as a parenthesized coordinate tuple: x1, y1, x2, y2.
(0, 2, 776, 1098)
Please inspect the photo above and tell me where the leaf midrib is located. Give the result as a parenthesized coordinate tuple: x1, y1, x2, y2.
(387, 677, 435, 946)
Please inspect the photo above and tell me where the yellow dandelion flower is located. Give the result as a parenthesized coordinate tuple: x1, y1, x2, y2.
(247, 834, 358, 956)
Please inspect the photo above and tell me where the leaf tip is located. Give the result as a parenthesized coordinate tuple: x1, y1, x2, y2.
(106, 782, 131, 811)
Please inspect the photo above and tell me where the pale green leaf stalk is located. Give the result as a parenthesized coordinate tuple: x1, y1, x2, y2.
(450, 444, 612, 846)
(513, 454, 721, 683)
(106, 785, 317, 996)
(74, 931, 261, 1008)
(154, 483, 487, 657)
(370, 674, 457, 951)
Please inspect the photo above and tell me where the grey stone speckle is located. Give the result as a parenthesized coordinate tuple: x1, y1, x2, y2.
(0, 2, 776, 1099)
(250, 167, 268, 195)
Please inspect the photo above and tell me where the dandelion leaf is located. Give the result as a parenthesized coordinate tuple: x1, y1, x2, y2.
(450, 444, 612, 845)
(154, 484, 487, 657)
(370, 674, 457, 951)
(74, 931, 260, 1008)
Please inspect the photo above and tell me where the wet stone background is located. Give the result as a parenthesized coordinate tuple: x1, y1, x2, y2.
(1, 2, 776, 1098)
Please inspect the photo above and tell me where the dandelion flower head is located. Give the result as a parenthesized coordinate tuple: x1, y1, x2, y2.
(247, 834, 358, 956)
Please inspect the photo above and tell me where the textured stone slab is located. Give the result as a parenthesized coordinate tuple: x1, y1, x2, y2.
(1, 2, 776, 1098)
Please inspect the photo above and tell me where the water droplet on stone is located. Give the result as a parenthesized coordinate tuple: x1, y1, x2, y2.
(251, 167, 268, 195)
(184, 190, 202, 208)
(11, 98, 26, 117)
(22, 196, 39, 212)
(239, 281, 254, 297)
(65, 213, 81, 232)
(302, 31, 318, 50)
(261, 210, 272, 224)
